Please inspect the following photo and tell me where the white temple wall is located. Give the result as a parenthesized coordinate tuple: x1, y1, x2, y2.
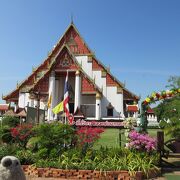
(76, 56, 92, 78)
(75, 55, 125, 119)
(92, 71, 107, 95)
(106, 87, 123, 117)
(18, 93, 31, 108)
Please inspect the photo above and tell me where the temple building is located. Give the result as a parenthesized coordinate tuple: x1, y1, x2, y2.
(0, 104, 9, 116)
(3, 23, 139, 121)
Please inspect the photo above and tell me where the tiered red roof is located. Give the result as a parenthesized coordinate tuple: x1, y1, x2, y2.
(0, 104, 9, 111)
(147, 108, 154, 114)
(92, 58, 103, 71)
(126, 105, 138, 112)
(3, 23, 139, 102)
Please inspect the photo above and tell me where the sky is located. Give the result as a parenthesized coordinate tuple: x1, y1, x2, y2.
(0, 0, 180, 104)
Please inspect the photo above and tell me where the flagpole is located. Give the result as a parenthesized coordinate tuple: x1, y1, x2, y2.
(65, 112, 67, 124)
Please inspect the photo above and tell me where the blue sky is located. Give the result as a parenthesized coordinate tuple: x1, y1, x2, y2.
(0, 0, 180, 104)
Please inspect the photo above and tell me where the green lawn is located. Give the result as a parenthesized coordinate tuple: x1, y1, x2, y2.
(94, 128, 170, 149)
(94, 128, 122, 149)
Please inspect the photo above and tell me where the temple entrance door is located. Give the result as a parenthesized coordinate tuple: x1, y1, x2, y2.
(68, 83, 74, 114)
(69, 103, 74, 114)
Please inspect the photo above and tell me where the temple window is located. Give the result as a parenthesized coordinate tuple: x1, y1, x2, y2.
(107, 103, 114, 117)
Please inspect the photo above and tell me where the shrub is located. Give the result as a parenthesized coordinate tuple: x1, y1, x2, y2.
(34, 147, 159, 177)
(1, 126, 14, 144)
(16, 149, 36, 165)
(29, 122, 75, 157)
(124, 117, 137, 129)
(10, 123, 33, 148)
(126, 131, 156, 153)
(159, 117, 180, 139)
(2, 116, 20, 128)
(76, 127, 104, 153)
(0, 144, 18, 160)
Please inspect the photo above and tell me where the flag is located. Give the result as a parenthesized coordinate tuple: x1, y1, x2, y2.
(52, 100, 64, 114)
(47, 94, 52, 108)
(63, 71, 74, 125)
(63, 71, 70, 120)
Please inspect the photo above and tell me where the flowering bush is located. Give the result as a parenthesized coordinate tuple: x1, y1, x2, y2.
(10, 124, 33, 148)
(124, 117, 137, 129)
(124, 117, 137, 140)
(76, 127, 104, 151)
(126, 130, 156, 153)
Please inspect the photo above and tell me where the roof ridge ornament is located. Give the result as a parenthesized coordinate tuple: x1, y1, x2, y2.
(71, 13, 74, 25)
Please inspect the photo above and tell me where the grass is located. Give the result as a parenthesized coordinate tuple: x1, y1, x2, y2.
(94, 128, 122, 149)
(94, 128, 170, 149)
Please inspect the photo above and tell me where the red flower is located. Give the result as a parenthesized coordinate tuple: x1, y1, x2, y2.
(76, 127, 104, 148)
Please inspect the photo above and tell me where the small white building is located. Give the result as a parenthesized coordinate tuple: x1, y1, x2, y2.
(147, 108, 159, 127)
(3, 23, 139, 121)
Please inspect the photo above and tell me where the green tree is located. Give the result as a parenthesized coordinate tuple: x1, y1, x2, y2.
(154, 76, 180, 120)
(154, 97, 180, 120)
(166, 75, 180, 89)
(28, 122, 75, 158)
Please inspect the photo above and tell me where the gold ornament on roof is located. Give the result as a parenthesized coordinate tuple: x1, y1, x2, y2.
(75, 70, 80, 75)
(96, 92, 101, 99)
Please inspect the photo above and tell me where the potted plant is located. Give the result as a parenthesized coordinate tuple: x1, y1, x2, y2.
(159, 117, 180, 153)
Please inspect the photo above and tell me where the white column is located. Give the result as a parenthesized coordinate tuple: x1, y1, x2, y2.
(95, 92, 101, 120)
(74, 70, 81, 112)
(54, 79, 59, 120)
(14, 103, 18, 113)
(47, 71, 56, 121)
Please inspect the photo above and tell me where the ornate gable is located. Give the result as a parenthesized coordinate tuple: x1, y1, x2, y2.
(65, 25, 91, 55)
(54, 48, 78, 71)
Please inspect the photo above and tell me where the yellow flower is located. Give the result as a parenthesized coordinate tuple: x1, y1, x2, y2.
(151, 92, 156, 98)
(145, 97, 150, 102)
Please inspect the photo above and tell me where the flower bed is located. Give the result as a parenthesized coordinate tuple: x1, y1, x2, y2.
(22, 165, 160, 180)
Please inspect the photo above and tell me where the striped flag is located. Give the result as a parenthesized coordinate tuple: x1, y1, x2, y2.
(63, 71, 70, 122)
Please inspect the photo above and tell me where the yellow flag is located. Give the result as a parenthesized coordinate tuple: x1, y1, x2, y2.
(47, 94, 52, 108)
(53, 100, 64, 114)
